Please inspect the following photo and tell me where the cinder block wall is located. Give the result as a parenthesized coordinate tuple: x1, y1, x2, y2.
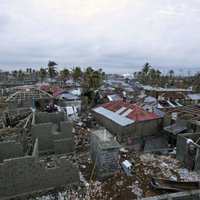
(35, 112, 65, 124)
(0, 141, 24, 162)
(176, 134, 187, 162)
(31, 121, 73, 153)
(91, 132, 120, 180)
(0, 156, 79, 198)
(54, 139, 74, 154)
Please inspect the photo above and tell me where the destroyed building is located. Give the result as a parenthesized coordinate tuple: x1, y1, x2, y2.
(31, 111, 74, 154)
(93, 101, 162, 142)
(6, 86, 53, 113)
(0, 111, 79, 199)
(177, 133, 200, 171)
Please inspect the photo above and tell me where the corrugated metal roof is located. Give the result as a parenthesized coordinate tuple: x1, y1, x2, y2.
(57, 92, 79, 100)
(100, 101, 161, 122)
(164, 124, 187, 135)
(121, 108, 133, 117)
(115, 107, 126, 114)
(53, 88, 66, 97)
(188, 94, 200, 101)
(93, 107, 134, 126)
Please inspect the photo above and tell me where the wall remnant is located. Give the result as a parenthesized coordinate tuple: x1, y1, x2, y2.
(91, 129, 121, 179)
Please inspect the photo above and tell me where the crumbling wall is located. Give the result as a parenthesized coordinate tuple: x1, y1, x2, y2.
(0, 141, 24, 163)
(177, 133, 200, 171)
(0, 156, 79, 198)
(31, 121, 73, 153)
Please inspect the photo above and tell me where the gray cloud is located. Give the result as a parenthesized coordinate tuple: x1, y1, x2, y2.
(0, 0, 200, 74)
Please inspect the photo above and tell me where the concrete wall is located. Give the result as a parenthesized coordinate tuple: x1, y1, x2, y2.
(54, 139, 74, 154)
(34, 112, 66, 124)
(8, 99, 32, 112)
(31, 121, 73, 153)
(163, 114, 171, 127)
(8, 99, 51, 113)
(176, 134, 188, 162)
(91, 132, 120, 179)
(0, 155, 79, 198)
(177, 133, 200, 171)
(135, 119, 162, 139)
(0, 141, 24, 163)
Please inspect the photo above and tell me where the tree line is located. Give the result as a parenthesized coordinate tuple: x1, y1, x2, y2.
(11, 60, 105, 89)
(135, 62, 200, 92)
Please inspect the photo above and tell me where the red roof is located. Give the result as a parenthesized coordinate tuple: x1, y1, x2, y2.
(53, 88, 67, 97)
(101, 101, 161, 122)
(40, 84, 58, 93)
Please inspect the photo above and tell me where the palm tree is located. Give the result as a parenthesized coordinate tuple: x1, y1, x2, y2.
(18, 70, 25, 80)
(71, 67, 82, 84)
(83, 67, 103, 107)
(193, 72, 200, 92)
(84, 67, 102, 88)
(38, 68, 47, 81)
(47, 60, 57, 80)
(12, 70, 18, 78)
(168, 70, 174, 79)
(60, 68, 70, 82)
(142, 62, 151, 75)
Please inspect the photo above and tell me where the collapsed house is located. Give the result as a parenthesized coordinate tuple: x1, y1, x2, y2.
(92, 101, 163, 142)
(0, 111, 79, 199)
(162, 104, 200, 131)
(177, 133, 200, 171)
(6, 86, 53, 113)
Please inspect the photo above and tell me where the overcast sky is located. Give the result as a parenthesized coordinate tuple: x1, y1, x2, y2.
(0, 0, 200, 74)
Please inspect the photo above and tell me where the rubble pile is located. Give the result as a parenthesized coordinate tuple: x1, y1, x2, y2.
(73, 112, 95, 151)
(140, 153, 200, 181)
(26, 150, 200, 200)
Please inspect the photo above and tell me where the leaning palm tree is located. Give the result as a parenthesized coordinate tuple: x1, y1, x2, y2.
(60, 68, 70, 82)
(47, 60, 58, 80)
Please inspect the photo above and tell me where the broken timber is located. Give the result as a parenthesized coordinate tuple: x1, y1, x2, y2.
(150, 176, 200, 191)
